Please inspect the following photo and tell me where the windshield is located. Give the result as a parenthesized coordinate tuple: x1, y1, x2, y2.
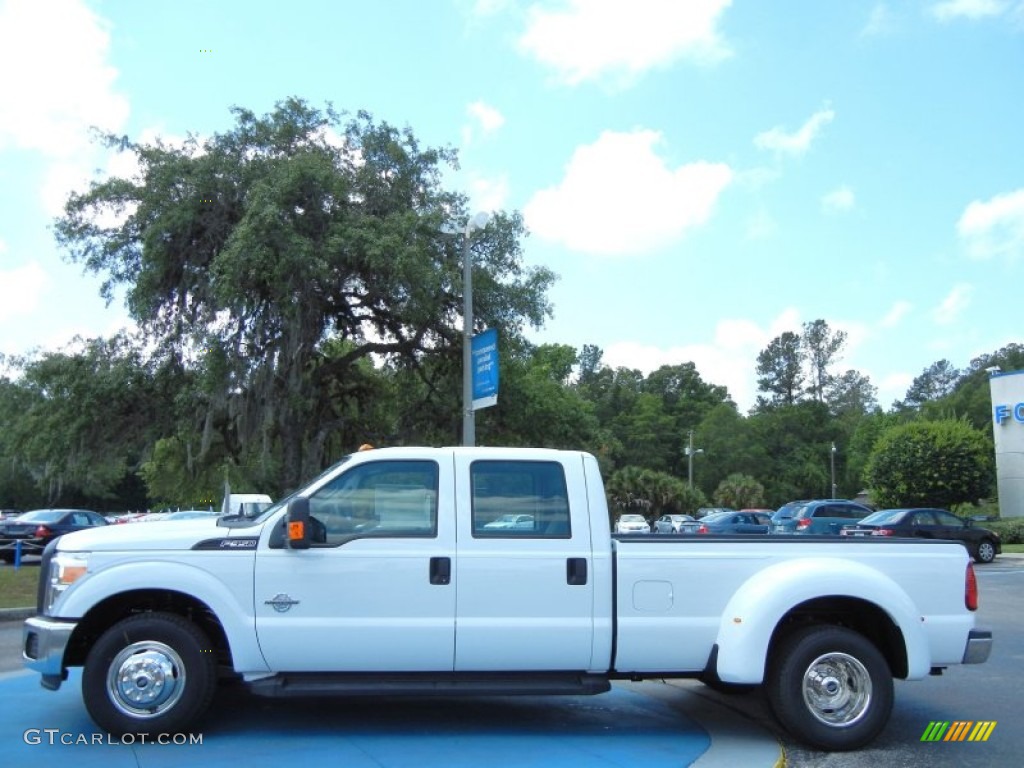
(620, 515, 646, 523)
(16, 510, 66, 523)
(857, 509, 906, 525)
(223, 455, 354, 526)
(701, 511, 731, 524)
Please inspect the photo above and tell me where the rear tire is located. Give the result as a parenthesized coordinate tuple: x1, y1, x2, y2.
(975, 539, 996, 564)
(766, 625, 893, 751)
(83, 612, 217, 736)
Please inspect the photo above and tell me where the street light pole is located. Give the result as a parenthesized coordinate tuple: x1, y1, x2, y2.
(686, 430, 704, 489)
(830, 442, 837, 498)
(461, 212, 490, 447)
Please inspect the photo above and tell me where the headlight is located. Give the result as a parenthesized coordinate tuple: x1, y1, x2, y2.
(44, 552, 90, 615)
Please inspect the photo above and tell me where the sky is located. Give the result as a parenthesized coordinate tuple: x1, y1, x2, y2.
(1, 0, 1022, 412)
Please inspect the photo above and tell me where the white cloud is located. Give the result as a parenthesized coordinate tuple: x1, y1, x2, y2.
(518, 0, 732, 86)
(468, 173, 509, 212)
(930, 0, 1008, 21)
(862, 3, 896, 36)
(879, 300, 912, 328)
(0, 261, 48, 323)
(822, 185, 855, 214)
(524, 129, 732, 255)
(462, 101, 506, 146)
(0, 0, 129, 158)
(754, 107, 835, 156)
(877, 371, 914, 406)
(932, 283, 974, 325)
(468, 101, 505, 134)
(602, 308, 801, 411)
(956, 187, 1024, 261)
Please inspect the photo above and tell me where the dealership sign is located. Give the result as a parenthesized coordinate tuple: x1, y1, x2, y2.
(994, 403, 1024, 424)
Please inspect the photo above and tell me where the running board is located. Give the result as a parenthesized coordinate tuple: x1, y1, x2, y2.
(247, 672, 612, 698)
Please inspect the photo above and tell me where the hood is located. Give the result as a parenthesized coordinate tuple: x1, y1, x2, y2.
(54, 518, 261, 552)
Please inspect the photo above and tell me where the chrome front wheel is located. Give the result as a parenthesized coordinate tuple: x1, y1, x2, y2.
(83, 612, 217, 735)
(106, 640, 187, 718)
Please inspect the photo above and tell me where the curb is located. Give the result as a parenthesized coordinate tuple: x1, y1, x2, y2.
(0, 607, 34, 623)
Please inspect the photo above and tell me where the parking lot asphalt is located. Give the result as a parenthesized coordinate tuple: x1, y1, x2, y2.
(0, 660, 781, 767)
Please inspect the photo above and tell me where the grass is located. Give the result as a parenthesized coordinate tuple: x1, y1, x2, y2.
(0, 564, 39, 609)
(1001, 543, 1024, 554)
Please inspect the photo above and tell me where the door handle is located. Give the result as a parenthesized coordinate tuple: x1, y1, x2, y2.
(566, 557, 588, 586)
(429, 556, 451, 585)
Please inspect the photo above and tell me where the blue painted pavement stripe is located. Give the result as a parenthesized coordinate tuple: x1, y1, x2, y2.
(3, 670, 710, 767)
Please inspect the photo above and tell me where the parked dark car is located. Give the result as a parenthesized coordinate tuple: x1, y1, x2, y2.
(695, 507, 734, 519)
(772, 500, 872, 535)
(0, 508, 107, 562)
(696, 510, 771, 534)
(840, 508, 1001, 564)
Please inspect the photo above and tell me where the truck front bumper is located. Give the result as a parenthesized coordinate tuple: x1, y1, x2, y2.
(962, 628, 993, 664)
(22, 615, 77, 690)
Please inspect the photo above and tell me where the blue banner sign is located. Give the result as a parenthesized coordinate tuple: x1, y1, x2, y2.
(472, 328, 499, 411)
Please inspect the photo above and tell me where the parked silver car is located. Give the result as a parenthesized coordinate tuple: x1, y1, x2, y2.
(614, 514, 650, 534)
(653, 514, 700, 534)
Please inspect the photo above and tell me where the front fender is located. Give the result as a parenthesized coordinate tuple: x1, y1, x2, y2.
(54, 556, 268, 673)
(712, 557, 929, 683)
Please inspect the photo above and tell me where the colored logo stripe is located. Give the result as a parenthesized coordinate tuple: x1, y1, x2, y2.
(944, 721, 973, 741)
(920, 720, 996, 742)
(968, 722, 997, 742)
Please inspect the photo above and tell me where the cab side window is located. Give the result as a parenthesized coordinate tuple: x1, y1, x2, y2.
(471, 460, 571, 538)
(307, 460, 438, 545)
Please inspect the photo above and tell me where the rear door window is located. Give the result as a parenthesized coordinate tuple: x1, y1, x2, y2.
(471, 460, 570, 538)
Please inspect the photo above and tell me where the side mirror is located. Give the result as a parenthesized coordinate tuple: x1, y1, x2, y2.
(286, 498, 311, 549)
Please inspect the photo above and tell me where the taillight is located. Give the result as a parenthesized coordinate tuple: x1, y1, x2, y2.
(34, 525, 52, 538)
(697, 525, 708, 534)
(872, 528, 894, 536)
(796, 518, 812, 530)
(966, 562, 978, 611)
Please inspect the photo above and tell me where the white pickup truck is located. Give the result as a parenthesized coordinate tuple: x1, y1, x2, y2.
(23, 447, 991, 751)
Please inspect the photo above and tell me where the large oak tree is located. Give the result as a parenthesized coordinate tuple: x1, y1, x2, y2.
(55, 98, 555, 492)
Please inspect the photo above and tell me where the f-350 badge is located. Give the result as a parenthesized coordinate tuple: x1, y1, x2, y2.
(264, 593, 300, 613)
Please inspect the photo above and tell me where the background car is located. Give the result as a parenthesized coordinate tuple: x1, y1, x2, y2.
(771, 500, 871, 535)
(652, 514, 699, 534)
(0, 508, 107, 562)
(483, 513, 535, 531)
(696, 510, 771, 534)
(0, 509, 24, 521)
(614, 514, 650, 534)
(695, 507, 734, 519)
(161, 510, 222, 521)
(840, 507, 1001, 564)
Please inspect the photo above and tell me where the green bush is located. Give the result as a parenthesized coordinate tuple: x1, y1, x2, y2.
(987, 518, 1024, 545)
(865, 419, 993, 508)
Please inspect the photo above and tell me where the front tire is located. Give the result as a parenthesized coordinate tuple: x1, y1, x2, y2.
(766, 625, 893, 751)
(83, 612, 217, 736)
(975, 539, 997, 564)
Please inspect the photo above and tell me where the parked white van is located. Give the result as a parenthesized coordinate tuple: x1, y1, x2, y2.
(221, 493, 272, 517)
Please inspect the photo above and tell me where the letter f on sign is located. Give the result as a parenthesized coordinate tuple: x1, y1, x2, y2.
(995, 405, 1009, 424)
